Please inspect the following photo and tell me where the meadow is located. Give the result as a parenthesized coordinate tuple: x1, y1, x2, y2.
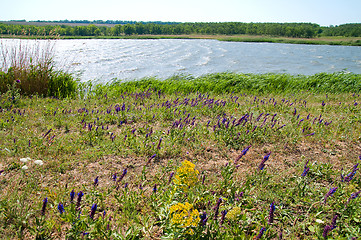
(0, 69, 361, 239)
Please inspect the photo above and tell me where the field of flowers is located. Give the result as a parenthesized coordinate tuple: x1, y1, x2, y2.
(0, 74, 360, 239)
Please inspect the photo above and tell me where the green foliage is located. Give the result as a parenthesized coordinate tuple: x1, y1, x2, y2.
(95, 72, 361, 96)
(2, 21, 361, 38)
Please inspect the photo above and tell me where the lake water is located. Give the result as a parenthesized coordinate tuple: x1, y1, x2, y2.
(3, 39, 361, 82)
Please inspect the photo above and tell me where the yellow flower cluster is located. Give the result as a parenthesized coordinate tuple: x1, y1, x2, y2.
(174, 160, 199, 191)
(226, 206, 242, 221)
(169, 202, 200, 234)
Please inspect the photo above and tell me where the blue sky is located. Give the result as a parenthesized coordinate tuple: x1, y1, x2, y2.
(1, 0, 360, 26)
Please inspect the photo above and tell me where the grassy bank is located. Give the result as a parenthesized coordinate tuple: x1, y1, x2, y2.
(0, 73, 361, 239)
(2, 34, 361, 46)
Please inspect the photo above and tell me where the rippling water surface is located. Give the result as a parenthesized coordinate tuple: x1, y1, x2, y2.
(3, 39, 361, 82)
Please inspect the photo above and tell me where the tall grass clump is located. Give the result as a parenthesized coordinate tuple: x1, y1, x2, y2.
(0, 39, 77, 98)
(94, 72, 361, 97)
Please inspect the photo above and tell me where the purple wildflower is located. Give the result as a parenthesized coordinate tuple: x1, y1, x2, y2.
(202, 174, 206, 185)
(58, 203, 65, 214)
(214, 198, 222, 220)
(346, 190, 361, 205)
(94, 176, 99, 186)
(76, 191, 84, 208)
(157, 138, 162, 149)
(255, 227, 266, 239)
(41, 197, 48, 215)
(90, 203, 97, 219)
(324, 187, 338, 204)
(323, 214, 338, 238)
(331, 214, 338, 228)
(16, 79, 21, 83)
(112, 173, 117, 181)
(258, 152, 271, 170)
(301, 160, 310, 177)
(305, 132, 315, 137)
(200, 212, 208, 226)
(342, 163, 358, 183)
(70, 189, 75, 203)
(153, 184, 157, 193)
(168, 172, 174, 184)
(235, 145, 251, 163)
(268, 202, 275, 224)
(323, 225, 333, 238)
(118, 168, 127, 182)
(146, 154, 156, 165)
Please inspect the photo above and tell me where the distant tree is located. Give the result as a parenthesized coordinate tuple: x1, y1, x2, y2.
(123, 24, 135, 35)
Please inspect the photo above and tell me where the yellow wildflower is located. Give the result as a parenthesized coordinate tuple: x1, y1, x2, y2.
(227, 206, 242, 221)
(174, 160, 199, 191)
(169, 202, 200, 234)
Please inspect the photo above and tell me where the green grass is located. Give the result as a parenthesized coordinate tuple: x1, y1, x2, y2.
(218, 36, 361, 46)
(0, 72, 361, 239)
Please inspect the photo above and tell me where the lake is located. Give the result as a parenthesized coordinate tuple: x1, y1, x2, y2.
(3, 39, 361, 82)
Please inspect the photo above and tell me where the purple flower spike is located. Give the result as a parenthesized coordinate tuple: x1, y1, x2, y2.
(258, 152, 271, 171)
(255, 227, 266, 239)
(157, 138, 162, 150)
(343, 163, 358, 183)
(118, 168, 127, 182)
(324, 187, 338, 204)
(168, 172, 174, 184)
(301, 160, 310, 177)
(213, 198, 222, 220)
(347, 190, 361, 205)
(41, 197, 48, 215)
(58, 203, 65, 214)
(77, 191, 84, 208)
(235, 145, 251, 163)
(268, 202, 275, 224)
(200, 212, 208, 226)
(146, 154, 156, 165)
(90, 203, 97, 219)
(94, 176, 99, 186)
(153, 184, 157, 193)
(323, 225, 333, 238)
(112, 173, 117, 181)
(70, 189, 75, 203)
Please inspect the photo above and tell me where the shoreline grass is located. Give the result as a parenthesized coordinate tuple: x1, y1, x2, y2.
(1, 72, 361, 239)
(1, 34, 361, 46)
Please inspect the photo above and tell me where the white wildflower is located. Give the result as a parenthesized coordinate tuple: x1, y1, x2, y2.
(34, 160, 44, 166)
(20, 157, 31, 163)
(21, 165, 29, 170)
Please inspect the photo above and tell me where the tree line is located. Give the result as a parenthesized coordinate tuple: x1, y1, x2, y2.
(0, 21, 360, 38)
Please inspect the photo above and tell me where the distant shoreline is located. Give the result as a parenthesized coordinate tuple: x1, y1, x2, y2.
(1, 34, 360, 46)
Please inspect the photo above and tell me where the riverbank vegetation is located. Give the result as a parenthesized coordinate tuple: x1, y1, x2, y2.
(0, 39, 77, 98)
(1, 21, 361, 46)
(1, 69, 361, 239)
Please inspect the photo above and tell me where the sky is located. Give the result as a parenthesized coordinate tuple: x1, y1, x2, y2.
(1, 0, 360, 26)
